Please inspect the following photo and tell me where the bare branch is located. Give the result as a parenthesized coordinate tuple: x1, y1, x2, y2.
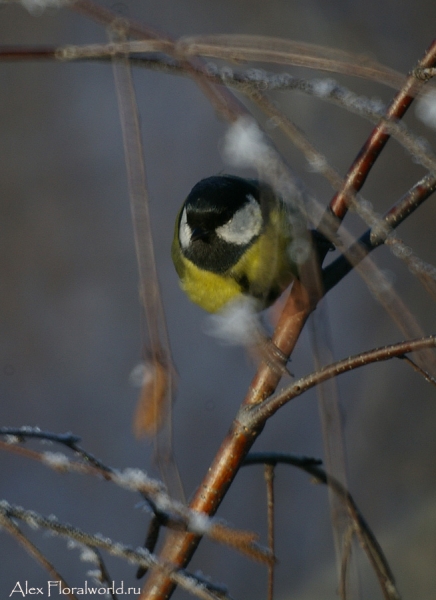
(177, 34, 406, 90)
(0, 514, 78, 600)
(339, 526, 355, 600)
(397, 354, 436, 386)
(2, 8, 435, 599)
(248, 335, 436, 424)
(264, 464, 275, 600)
(0, 426, 113, 473)
(0, 437, 270, 564)
(242, 453, 401, 600)
(322, 38, 436, 226)
(93, 549, 119, 600)
(323, 174, 436, 293)
(0, 501, 228, 600)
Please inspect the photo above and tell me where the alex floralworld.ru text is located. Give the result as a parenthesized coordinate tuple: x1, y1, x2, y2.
(9, 581, 141, 596)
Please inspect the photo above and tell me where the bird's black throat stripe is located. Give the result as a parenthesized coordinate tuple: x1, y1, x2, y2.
(182, 233, 256, 274)
(234, 273, 281, 306)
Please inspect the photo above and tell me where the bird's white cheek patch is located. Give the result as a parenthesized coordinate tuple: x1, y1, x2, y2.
(216, 194, 262, 245)
(179, 207, 192, 250)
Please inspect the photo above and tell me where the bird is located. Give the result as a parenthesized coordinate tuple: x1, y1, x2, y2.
(171, 175, 299, 314)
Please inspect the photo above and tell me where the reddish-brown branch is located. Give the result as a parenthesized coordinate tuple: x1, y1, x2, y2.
(4, 6, 436, 595)
(141, 40, 436, 599)
(139, 422, 262, 599)
(248, 335, 436, 425)
(141, 332, 436, 599)
(139, 281, 315, 600)
(323, 173, 436, 293)
(327, 39, 436, 223)
(0, 46, 57, 60)
(244, 279, 313, 405)
(383, 173, 436, 229)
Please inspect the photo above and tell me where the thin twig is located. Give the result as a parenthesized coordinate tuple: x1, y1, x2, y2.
(0, 437, 271, 564)
(242, 453, 401, 600)
(177, 34, 406, 90)
(69, 0, 245, 122)
(109, 27, 186, 509)
(324, 38, 436, 225)
(2, 44, 434, 252)
(397, 354, 436, 386)
(247, 335, 436, 424)
(111, 28, 174, 430)
(218, 69, 436, 176)
(0, 501, 228, 600)
(323, 174, 436, 294)
(0, 514, 78, 600)
(339, 526, 355, 600)
(136, 515, 162, 579)
(3, 7, 436, 599)
(264, 464, 275, 600)
(0, 426, 112, 473)
(93, 548, 119, 600)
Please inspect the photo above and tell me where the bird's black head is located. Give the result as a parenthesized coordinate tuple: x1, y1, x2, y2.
(178, 175, 266, 273)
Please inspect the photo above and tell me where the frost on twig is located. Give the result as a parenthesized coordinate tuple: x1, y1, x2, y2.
(0, 429, 271, 564)
(18, 0, 71, 15)
(0, 501, 230, 600)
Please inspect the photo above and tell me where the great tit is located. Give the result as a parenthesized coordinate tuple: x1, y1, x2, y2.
(171, 175, 299, 314)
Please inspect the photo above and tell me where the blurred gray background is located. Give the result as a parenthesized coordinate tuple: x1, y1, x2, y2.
(1, 1, 436, 599)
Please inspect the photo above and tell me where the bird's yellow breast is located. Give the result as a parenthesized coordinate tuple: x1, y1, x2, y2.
(178, 261, 242, 313)
(173, 209, 296, 313)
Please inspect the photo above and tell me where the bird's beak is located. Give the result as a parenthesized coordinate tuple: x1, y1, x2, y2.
(190, 227, 210, 243)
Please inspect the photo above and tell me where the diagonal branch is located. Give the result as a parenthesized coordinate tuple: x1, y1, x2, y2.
(0, 514, 78, 600)
(0, 438, 271, 565)
(0, 501, 228, 600)
(247, 335, 436, 424)
(323, 173, 436, 293)
(323, 38, 436, 225)
(3, 6, 436, 598)
(140, 329, 436, 598)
